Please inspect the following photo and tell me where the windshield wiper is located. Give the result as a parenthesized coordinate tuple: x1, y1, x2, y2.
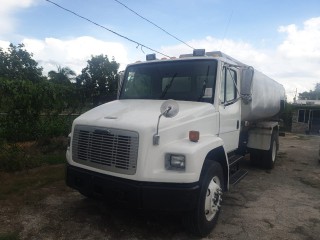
(160, 73, 177, 99)
(198, 66, 210, 101)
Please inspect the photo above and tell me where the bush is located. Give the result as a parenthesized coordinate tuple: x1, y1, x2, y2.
(0, 143, 41, 172)
(0, 137, 68, 172)
(37, 114, 76, 139)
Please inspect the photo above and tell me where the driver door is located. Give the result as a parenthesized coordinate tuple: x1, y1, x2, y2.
(218, 66, 241, 153)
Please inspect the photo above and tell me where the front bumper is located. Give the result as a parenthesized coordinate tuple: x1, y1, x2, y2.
(66, 164, 200, 212)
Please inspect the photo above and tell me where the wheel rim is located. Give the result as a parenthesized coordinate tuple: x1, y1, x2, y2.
(272, 140, 276, 163)
(205, 176, 222, 221)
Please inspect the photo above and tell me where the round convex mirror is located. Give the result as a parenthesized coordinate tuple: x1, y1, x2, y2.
(160, 99, 179, 118)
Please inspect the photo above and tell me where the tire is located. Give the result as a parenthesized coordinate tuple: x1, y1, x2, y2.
(249, 149, 262, 167)
(184, 161, 224, 237)
(262, 131, 278, 169)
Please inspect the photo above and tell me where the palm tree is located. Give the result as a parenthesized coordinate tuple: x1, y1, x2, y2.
(48, 66, 76, 84)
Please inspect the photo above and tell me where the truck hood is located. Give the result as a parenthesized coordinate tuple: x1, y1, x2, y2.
(73, 100, 215, 132)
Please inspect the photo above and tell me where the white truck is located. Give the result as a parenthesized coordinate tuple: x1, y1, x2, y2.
(66, 50, 286, 237)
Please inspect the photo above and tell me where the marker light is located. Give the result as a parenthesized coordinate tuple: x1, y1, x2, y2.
(146, 53, 156, 61)
(193, 49, 206, 56)
(189, 131, 200, 142)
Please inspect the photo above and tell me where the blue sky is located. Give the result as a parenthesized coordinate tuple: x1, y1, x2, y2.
(1, 0, 320, 101)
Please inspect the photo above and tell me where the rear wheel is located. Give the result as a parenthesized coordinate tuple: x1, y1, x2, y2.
(262, 131, 278, 169)
(184, 161, 224, 237)
(249, 149, 262, 167)
(249, 130, 278, 169)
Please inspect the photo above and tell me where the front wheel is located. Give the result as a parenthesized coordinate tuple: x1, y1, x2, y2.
(184, 161, 224, 237)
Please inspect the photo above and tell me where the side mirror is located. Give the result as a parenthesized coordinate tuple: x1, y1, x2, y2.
(153, 100, 179, 145)
(160, 99, 179, 118)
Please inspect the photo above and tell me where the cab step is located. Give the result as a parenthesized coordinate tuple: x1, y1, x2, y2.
(229, 169, 248, 186)
(228, 154, 244, 167)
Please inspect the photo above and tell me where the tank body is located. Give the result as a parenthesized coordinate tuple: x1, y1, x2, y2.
(241, 68, 285, 122)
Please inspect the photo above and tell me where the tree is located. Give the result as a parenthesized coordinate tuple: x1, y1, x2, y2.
(77, 54, 119, 106)
(48, 66, 76, 84)
(0, 43, 43, 82)
(299, 83, 320, 100)
(0, 78, 46, 141)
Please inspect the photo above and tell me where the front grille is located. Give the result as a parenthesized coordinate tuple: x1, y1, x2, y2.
(72, 125, 139, 175)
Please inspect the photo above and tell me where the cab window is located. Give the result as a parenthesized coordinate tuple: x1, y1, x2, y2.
(220, 67, 237, 103)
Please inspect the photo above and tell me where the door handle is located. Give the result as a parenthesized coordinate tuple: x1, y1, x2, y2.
(236, 120, 239, 129)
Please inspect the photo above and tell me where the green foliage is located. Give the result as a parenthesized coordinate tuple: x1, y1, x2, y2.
(0, 143, 41, 172)
(48, 65, 76, 84)
(37, 115, 76, 139)
(0, 43, 43, 82)
(0, 78, 44, 141)
(0, 143, 22, 171)
(298, 83, 320, 100)
(0, 43, 122, 172)
(0, 137, 67, 172)
(0, 43, 120, 143)
(281, 102, 294, 131)
(0, 77, 80, 141)
(77, 54, 119, 106)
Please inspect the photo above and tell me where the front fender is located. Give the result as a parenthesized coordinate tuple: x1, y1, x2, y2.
(143, 135, 225, 183)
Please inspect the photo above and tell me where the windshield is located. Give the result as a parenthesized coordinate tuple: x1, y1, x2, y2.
(120, 59, 217, 103)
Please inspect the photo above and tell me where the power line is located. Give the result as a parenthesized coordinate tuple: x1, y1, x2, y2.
(220, 9, 233, 51)
(44, 0, 171, 58)
(114, 0, 194, 50)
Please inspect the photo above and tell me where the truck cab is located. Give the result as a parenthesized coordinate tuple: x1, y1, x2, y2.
(66, 49, 285, 237)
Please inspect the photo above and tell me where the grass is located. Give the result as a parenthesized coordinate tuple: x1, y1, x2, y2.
(0, 232, 19, 240)
(0, 137, 67, 201)
(0, 137, 67, 172)
(0, 164, 65, 201)
(0, 161, 66, 239)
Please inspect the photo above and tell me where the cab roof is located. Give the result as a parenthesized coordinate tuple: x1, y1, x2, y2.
(131, 49, 248, 67)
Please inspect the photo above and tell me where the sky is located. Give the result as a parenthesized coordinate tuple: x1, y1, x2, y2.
(1, 0, 320, 102)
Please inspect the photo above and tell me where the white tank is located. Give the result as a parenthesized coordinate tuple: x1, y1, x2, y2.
(240, 67, 286, 122)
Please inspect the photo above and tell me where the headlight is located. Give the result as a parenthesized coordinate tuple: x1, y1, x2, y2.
(165, 154, 186, 171)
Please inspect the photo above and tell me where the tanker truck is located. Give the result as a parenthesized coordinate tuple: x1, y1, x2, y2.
(66, 49, 286, 237)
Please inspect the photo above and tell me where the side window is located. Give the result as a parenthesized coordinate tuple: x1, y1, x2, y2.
(220, 67, 237, 103)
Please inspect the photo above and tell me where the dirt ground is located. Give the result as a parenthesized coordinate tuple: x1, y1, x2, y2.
(1, 133, 320, 240)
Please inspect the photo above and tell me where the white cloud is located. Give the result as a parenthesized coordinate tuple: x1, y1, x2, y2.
(278, 17, 320, 58)
(0, 0, 38, 35)
(161, 17, 320, 102)
(0, 40, 10, 49)
(274, 17, 320, 100)
(161, 36, 268, 69)
(22, 36, 129, 74)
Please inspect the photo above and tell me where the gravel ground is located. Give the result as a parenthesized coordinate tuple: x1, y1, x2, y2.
(1, 133, 320, 239)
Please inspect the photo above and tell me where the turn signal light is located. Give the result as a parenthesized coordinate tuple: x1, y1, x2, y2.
(189, 131, 199, 142)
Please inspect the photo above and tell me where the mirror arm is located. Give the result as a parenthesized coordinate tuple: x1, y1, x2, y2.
(153, 106, 172, 145)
